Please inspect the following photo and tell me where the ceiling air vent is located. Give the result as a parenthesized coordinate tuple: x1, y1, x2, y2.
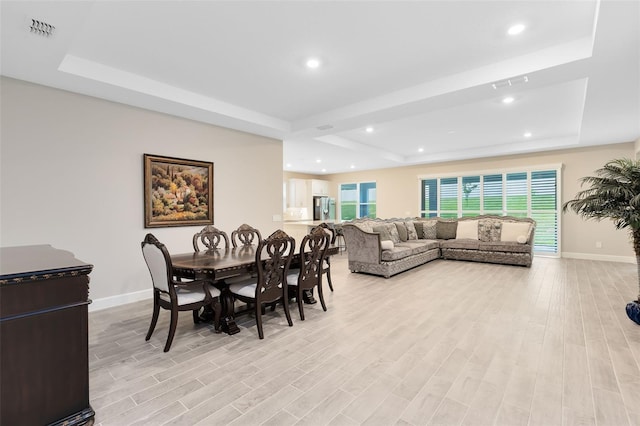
(491, 75, 528, 90)
(29, 18, 55, 37)
(316, 124, 334, 131)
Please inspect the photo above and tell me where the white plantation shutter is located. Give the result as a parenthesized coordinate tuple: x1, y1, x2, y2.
(531, 170, 558, 254)
(483, 174, 503, 213)
(420, 166, 561, 256)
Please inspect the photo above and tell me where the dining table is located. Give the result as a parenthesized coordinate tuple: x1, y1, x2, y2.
(171, 244, 338, 335)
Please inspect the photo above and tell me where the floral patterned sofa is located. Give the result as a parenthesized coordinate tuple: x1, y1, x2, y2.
(341, 215, 536, 278)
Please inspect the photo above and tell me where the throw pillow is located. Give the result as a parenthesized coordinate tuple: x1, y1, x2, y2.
(386, 223, 401, 243)
(394, 222, 408, 242)
(412, 221, 424, 238)
(478, 219, 502, 242)
(456, 220, 479, 240)
(372, 225, 392, 242)
(405, 221, 418, 240)
(422, 220, 437, 239)
(380, 240, 394, 251)
(500, 222, 531, 242)
(355, 221, 373, 233)
(436, 220, 458, 239)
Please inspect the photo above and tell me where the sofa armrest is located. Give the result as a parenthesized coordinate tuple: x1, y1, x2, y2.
(342, 224, 382, 264)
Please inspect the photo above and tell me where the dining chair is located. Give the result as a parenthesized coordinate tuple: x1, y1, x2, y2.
(317, 222, 335, 292)
(193, 225, 229, 252)
(142, 233, 221, 352)
(228, 229, 295, 339)
(287, 226, 330, 320)
(226, 224, 263, 285)
(231, 223, 262, 248)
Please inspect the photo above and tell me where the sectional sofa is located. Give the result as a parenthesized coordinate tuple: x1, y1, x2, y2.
(341, 215, 536, 278)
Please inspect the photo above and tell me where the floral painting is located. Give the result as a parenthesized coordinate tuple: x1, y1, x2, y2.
(144, 154, 213, 228)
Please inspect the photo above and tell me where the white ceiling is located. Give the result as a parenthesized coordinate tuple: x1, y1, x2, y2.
(2, 1, 639, 174)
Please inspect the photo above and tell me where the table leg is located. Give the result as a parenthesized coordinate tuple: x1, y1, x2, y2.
(303, 289, 317, 304)
(220, 288, 240, 335)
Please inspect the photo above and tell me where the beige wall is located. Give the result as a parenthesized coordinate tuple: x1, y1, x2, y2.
(635, 137, 640, 159)
(319, 143, 635, 260)
(0, 77, 284, 306)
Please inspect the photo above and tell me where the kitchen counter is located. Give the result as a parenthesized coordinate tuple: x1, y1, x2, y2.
(283, 220, 342, 226)
(283, 220, 343, 243)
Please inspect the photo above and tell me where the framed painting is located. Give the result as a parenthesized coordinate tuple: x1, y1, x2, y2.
(144, 154, 214, 228)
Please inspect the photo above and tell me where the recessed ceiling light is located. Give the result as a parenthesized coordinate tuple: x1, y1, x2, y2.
(286, 163, 292, 168)
(507, 23, 525, 36)
(524, 132, 532, 137)
(306, 58, 321, 69)
(502, 96, 515, 104)
(321, 168, 327, 173)
(365, 127, 374, 133)
(316, 159, 322, 163)
(418, 147, 424, 153)
(350, 164, 355, 169)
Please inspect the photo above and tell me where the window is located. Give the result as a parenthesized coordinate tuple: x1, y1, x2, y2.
(530, 170, 558, 254)
(419, 166, 561, 255)
(439, 177, 458, 218)
(461, 175, 480, 216)
(340, 182, 376, 220)
(421, 179, 437, 218)
(483, 174, 503, 213)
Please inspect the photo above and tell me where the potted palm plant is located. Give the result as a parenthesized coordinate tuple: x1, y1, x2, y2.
(563, 158, 640, 325)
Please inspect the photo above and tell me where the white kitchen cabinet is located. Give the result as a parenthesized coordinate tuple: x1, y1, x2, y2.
(311, 179, 329, 195)
(287, 178, 308, 208)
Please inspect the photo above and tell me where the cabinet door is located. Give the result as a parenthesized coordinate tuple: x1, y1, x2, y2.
(311, 179, 329, 195)
(288, 179, 308, 208)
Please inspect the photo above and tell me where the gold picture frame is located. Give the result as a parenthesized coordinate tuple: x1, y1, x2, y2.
(144, 154, 214, 228)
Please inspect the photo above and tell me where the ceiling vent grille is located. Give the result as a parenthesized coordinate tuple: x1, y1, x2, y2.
(316, 124, 334, 131)
(29, 19, 55, 37)
(491, 75, 528, 90)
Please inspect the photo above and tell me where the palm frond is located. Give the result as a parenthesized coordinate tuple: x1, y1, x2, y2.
(563, 158, 640, 232)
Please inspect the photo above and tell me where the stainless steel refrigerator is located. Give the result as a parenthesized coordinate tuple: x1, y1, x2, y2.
(313, 196, 335, 221)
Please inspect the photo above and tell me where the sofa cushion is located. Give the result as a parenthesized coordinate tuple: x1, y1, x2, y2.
(396, 240, 439, 255)
(405, 221, 418, 240)
(372, 225, 392, 242)
(478, 218, 502, 242)
(481, 241, 531, 253)
(380, 240, 394, 251)
(381, 246, 413, 261)
(395, 222, 408, 241)
(354, 221, 374, 233)
(386, 223, 401, 243)
(440, 239, 481, 250)
(456, 220, 479, 240)
(412, 221, 424, 238)
(422, 220, 437, 239)
(436, 220, 457, 239)
(500, 222, 531, 243)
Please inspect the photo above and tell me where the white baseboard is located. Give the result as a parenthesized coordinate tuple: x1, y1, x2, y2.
(562, 252, 636, 264)
(89, 289, 151, 312)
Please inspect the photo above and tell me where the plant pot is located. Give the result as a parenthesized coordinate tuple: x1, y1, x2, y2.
(626, 300, 640, 325)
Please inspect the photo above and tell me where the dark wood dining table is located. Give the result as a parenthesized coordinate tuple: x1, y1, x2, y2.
(171, 244, 338, 335)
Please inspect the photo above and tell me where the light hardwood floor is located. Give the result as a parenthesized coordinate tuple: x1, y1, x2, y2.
(88, 254, 640, 426)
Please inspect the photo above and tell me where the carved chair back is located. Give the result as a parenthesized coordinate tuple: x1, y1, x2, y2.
(317, 222, 337, 245)
(296, 226, 330, 292)
(193, 225, 229, 252)
(231, 223, 263, 248)
(254, 229, 295, 304)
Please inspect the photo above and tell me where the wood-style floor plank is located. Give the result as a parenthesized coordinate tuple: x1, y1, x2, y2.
(88, 255, 640, 425)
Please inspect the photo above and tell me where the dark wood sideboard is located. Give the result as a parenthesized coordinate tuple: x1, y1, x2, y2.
(0, 245, 95, 426)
